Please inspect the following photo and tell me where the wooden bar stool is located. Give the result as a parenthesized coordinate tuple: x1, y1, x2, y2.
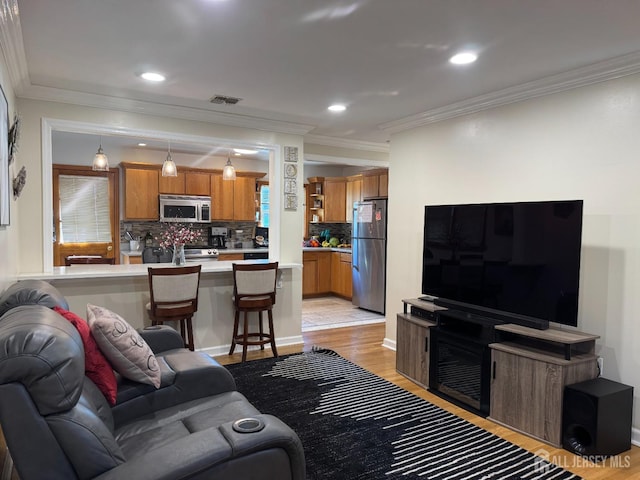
(146, 265, 201, 351)
(229, 262, 279, 362)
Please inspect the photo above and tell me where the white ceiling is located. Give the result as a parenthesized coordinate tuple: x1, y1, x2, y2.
(8, 0, 640, 148)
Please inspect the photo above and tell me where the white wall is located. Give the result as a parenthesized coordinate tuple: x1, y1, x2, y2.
(0, 62, 19, 290)
(386, 73, 640, 428)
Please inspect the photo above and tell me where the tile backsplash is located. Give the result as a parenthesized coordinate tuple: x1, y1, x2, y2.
(121, 221, 258, 246)
(308, 223, 351, 243)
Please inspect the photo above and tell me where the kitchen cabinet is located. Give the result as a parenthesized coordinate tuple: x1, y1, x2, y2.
(234, 176, 258, 221)
(122, 164, 159, 220)
(121, 254, 142, 265)
(307, 177, 325, 223)
(211, 174, 260, 221)
(159, 171, 186, 194)
(218, 253, 244, 261)
(185, 172, 211, 196)
(362, 169, 388, 199)
(303, 251, 331, 297)
(211, 174, 235, 220)
(330, 252, 352, 299)
(346, 175, 363, 223)
(324, 178, 347, 222)
(121, 162, 263, 221)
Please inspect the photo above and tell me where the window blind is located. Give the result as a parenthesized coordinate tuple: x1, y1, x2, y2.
(59, 175, 112, 243)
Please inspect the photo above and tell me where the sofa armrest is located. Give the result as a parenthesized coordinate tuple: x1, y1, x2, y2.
(113, 351, 237, 426)
(93, 415, 305, 480)
(219, 414, 306, 480)
(138, 325, 185, 353)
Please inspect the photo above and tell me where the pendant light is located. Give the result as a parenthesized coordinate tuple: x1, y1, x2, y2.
(92, 136, 109, 171)
(222, 149, 236, 180)
(162, 140, 177, 177)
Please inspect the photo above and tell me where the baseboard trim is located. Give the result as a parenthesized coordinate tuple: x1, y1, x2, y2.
(382, 337, 396, 351)
(197, 335, 304, 358)
(632, 427, 640, 447)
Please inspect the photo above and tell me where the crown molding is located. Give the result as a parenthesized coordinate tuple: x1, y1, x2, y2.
(0, 0, 30, 94)
(20, 83, 316, 136)
(304, 153, 389, 168)
(303, 133, 389, 153)
(379, 50, 640, 134)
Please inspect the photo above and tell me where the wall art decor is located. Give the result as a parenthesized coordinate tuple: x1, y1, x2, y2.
(13, 165, 26, 199)
(8, 114, 19, 165)
(0, 84, 10, 226)
(284, 145, 298, 163)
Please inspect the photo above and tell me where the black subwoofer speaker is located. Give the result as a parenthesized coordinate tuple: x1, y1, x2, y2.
(562, 377, 633, 457)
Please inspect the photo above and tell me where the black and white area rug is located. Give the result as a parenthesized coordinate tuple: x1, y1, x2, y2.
(225, 348, 581, 480)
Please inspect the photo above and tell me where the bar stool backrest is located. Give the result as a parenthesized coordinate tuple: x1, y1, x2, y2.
(233, 262, 278, 306)
(147, 265, 201, 319)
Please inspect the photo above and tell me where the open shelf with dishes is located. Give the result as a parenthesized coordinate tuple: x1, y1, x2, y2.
(307, 177, 325, 223)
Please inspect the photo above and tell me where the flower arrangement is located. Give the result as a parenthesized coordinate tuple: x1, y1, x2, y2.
(159, 224, 201, 248)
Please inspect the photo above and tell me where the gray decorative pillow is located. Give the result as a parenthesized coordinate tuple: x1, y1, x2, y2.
(87, 304, 161, 388)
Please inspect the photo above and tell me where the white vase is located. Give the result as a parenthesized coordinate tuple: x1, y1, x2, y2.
(172, 244, 186, 266)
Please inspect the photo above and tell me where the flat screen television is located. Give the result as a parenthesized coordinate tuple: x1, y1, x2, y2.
(422, 200, 584, 329)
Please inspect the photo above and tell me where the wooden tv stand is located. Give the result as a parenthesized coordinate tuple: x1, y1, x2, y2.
(396, 298, 599, 447)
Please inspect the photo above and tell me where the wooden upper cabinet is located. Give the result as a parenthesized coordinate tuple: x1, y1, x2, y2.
(121, 162, 262, 221)
(123, 166, 159, 220)
(158, 171, 186, 194)
(346, 175, 363, 223)
(362, 169, 389, 199)
(379, 172, 388, 197)
(362, 174, 380, 199)
(233, 176, 257, 221)
(211, 174, 234, 220)
(211, 174, 259, 221)
(185, 172, 211, 196)
(324, 177, 346, 223)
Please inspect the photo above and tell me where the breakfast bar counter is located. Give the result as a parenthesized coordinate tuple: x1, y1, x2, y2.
(18, 261, 303, 357)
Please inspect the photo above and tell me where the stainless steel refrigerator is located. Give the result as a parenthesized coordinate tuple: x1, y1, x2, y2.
(351, 199, 388, 314)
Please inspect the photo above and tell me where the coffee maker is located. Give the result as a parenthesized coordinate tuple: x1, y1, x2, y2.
(209, 227, 227, 249)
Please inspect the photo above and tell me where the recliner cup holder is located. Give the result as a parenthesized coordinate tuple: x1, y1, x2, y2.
(232, 417, 265, 433)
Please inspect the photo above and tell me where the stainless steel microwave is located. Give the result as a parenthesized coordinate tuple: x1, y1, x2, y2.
(159, 195, 211, 223)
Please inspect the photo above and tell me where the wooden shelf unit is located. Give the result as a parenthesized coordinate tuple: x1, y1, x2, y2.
(488, 323, 599, 447)
(396, 298, 600, 448)
(396, 299, 445, 388)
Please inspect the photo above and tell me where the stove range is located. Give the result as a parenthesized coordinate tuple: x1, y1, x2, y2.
(184, 245, 219, 261)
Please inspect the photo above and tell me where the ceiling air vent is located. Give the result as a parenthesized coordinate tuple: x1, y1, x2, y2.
(210, 95, 242, 105)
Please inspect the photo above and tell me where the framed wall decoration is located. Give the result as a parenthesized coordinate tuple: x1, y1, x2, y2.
(284, 146, 298, 163)
(0, 84, 9, 226)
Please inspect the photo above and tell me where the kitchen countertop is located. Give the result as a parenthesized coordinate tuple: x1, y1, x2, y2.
(122, 247, 351, 256)
(121, 247, 270, 257)
(18, 259, 300, 281)
(302, 247, 352, 253)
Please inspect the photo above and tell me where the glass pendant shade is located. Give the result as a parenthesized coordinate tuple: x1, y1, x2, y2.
(222, 157, 236, 180)
(92, 144, 109, 171)
(162, 142, 178, 177)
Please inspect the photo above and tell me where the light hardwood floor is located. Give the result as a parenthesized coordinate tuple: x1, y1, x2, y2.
(217, 324, 640, 480)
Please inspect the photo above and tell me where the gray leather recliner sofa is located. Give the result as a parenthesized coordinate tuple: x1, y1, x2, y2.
(0, 280, 305, 480)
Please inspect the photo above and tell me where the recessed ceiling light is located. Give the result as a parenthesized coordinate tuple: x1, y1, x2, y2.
(328, 104, 347, 112)
(449, 52, 478, 65)
(140, 72, 166, 82)
(233, 148, 258, 155)
(138, 142, 147, 147)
